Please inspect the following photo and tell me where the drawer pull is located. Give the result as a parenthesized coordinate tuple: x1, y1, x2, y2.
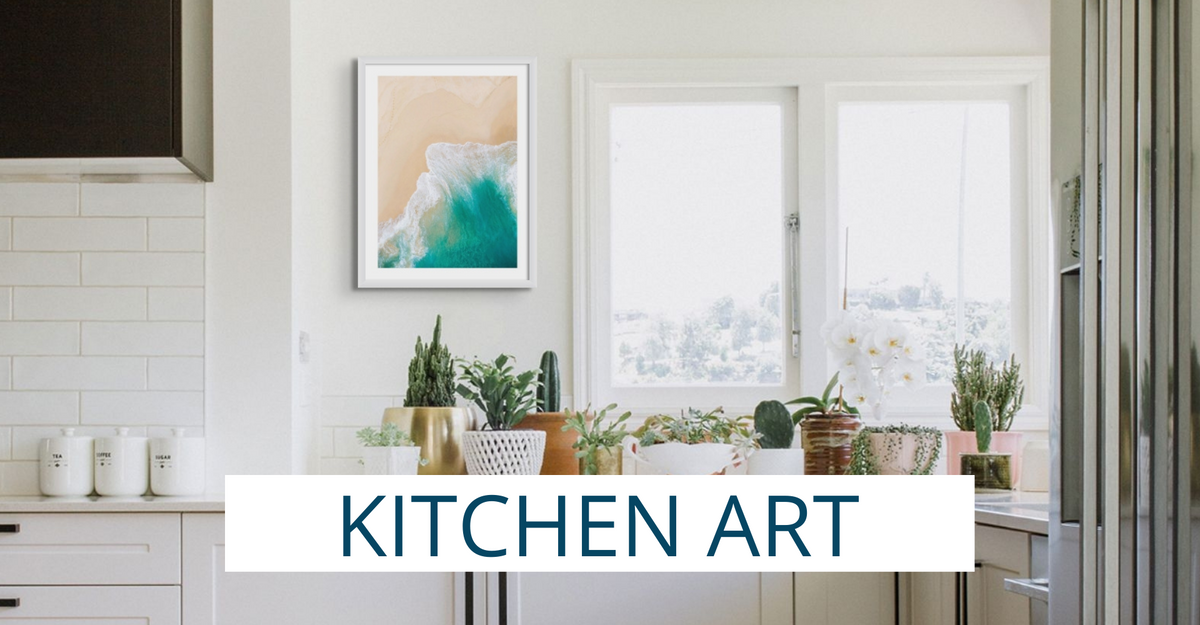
(0, 598, 18, 608)
(0, 524, 18, 534)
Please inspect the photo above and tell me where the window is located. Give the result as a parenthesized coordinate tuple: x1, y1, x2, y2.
(831, 85, 1042, 414)
(610, 103, 785, 387)
(575, 60, 1048, 419)
(581, 85, 798, 412)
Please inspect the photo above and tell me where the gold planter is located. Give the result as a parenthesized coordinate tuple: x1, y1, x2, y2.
(382, 407, 473, 475)
(581, 446, 623, 475)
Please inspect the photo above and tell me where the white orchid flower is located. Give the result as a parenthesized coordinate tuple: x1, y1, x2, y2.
(897, 359, 927, 388)
(874, 322, 908, 351)
(901, 341, 925, 362)
(820, 310, 852, 341)
(826, 320, 867, 355)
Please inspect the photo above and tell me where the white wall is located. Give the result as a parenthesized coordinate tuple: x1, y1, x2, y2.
(206, 0, 303, 492)
(0, 181, 206, 494)
(289, 0, 1050, 472)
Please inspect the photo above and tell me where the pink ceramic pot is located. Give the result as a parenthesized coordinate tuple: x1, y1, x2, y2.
(945, 430, 1024, 485)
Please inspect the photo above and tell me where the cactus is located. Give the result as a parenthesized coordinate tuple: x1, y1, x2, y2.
(403, 316, 457, 408)
(536, 350, 560, 412)
(974, 400, 993, 453)
(754, 400, 795, 449)
(950, 346, 1025, 432)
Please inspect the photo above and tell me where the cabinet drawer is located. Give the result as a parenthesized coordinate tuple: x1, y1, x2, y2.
(0, 585, 179, 623)
(0, 513, 180, 585)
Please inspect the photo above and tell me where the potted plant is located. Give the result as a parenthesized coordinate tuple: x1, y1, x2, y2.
(628, 407, 757, 475)
(959, 401, 1013, 490)
(747, 400, 805, 475)
(513, 350, 577, 474)
(382, 316, 473, 475)
(848, 424, 943, 475)
(821, 311, 926, 421)
(356, 423, 428, 475)
(456, 355, 545, 475)
(787, 373, 861, 475)
(946, 346, 1025, 483)
(562, 403, 631, 475)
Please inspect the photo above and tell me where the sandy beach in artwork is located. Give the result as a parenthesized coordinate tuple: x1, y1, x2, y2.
(377, 76, 518, 226)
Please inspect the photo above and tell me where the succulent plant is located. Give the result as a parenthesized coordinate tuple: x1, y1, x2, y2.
(537, 350, 560, 412)
(950, 346, 1024, 432)
(974, 400, 993, 453)
(753, 400, 794, 449)
(563, 403, 631, 475)
(404, 316, 457, 408)
(456, 354, 541, 430)
(356, 423, 418, 448)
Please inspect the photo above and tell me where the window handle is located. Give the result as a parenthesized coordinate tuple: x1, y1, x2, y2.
(786, 212, 800, 358)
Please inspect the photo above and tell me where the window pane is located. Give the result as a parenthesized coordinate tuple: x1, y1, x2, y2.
(838, 102, 1012, 383)
(610, 104, 784, 386)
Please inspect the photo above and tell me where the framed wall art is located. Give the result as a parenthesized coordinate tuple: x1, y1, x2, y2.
(357, 57, 536, 288)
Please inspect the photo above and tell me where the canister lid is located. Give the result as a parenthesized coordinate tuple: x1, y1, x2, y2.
(61, 427, 75, 436)
(173, 428, 186, 438)
(116, 427, 130, 436)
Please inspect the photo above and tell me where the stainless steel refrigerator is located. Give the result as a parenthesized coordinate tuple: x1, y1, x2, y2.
(1050, 0, 1198, 622)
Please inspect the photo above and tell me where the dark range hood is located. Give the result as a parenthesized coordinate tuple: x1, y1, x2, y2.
(0, 0, 212, 180)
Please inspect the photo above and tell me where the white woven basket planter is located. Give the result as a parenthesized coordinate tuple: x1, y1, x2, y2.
(462, 430, 546, 476)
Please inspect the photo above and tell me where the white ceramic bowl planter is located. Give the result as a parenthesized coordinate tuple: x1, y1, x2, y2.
(463, 430, 546, 476)
(746, 448, 806, 475)
(627, 441, 741, 475)
(362, 446, 424, 475)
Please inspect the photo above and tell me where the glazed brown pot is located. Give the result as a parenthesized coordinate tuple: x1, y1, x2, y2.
(514, 412, 579, 475)
(800, 413, 863, 475)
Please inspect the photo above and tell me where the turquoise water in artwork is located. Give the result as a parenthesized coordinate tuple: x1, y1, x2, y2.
(378, 141, 518, 269)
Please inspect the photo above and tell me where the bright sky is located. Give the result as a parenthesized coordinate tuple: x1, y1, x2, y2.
(609, 104, 784, 316)
(838, 102, 1012, 302)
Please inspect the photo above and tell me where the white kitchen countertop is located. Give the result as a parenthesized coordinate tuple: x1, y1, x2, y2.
(974, 491, 1049, 535)
(0, 494, 224, 513)
(1, 490, 1047, 530)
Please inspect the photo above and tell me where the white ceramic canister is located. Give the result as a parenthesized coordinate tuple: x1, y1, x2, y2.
(150, 428, 205, 496)
(39, 428, 94, 496)
(94, 428, 150, 497)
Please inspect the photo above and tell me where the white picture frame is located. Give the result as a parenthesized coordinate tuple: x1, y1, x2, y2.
(357, 57, 537, 288)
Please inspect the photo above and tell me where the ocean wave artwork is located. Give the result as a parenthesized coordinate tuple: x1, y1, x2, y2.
(378, 141, 518, 269)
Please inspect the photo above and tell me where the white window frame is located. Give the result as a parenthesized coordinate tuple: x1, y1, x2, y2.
(572, 58, 1050, 426)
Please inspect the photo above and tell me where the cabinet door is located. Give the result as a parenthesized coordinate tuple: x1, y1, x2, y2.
(0, 586, 179, 623)
(794, 572, 896, 625)
(968, 525, 1031, 625)
(908, 572, 955, 625)
(182, 513, 456, 625)
(0, 513, 181, 585)
(516, 573, 792, 625)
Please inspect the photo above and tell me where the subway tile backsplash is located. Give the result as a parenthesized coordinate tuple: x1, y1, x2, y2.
(0, 180, 205, 495)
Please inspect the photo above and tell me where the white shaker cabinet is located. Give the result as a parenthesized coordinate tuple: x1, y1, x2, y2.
(182, 513, 457, 625)
(0, 586, 180, 623)
(908, 523, 1038, 625)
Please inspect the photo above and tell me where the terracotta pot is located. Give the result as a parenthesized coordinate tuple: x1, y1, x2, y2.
(382, 407, 473, 475)
(945, 430, 1023, 484)
(514, 412, 579, 475)
(800, 413, 862, 475)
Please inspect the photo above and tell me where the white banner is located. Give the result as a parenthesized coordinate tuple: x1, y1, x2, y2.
(225, 475, 974, 572)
